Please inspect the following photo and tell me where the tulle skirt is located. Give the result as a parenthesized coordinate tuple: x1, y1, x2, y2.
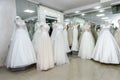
(6, 29, 36, 68)
(78, 31, 95, 59)
(63, 30, 71, 53)
(71, 29, 79, 51)
(114, 29, 120, 47)
(92, 29, 120, 64)
(33, 31, 54, 70)
(52, 31, 69, 65)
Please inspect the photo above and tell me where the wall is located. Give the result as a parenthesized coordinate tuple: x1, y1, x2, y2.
(0, 0, 16, 66)
(38, 5, 64, 23)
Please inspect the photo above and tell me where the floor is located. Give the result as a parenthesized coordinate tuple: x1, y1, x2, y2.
(0, 55, 120, 80)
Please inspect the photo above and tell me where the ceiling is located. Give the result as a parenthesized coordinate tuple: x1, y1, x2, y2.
(28, 0, 100, 11)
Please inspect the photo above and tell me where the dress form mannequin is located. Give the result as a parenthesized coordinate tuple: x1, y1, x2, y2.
(78, 22, 95, 59)
(92, 21, 120, 64)
(6, 16, 36, 71)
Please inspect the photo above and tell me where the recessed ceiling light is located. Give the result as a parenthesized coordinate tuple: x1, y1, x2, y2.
(75, 11, 80, 14)
(94, 6, 101, 9)
(24, 9, 35, 13)
(101, 17, 109, 20)
(96, 14, 105, 17)
(81, 13, 85, 16)
(99, 9, 105, 12)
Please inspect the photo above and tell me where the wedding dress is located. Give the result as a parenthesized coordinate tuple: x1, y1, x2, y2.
(33, 22, 54, 70)
(114, 28, 120, 47)
(78, 23, 95, 59)
(51, 23, 69, 65)
(67, 25, 73, 47)
(71, 25, 79, 51)
(32, 21, 41, 54)
(92, 24, 120, 64)
(6, 17, 36, 68)
(63, 26, 70, 53)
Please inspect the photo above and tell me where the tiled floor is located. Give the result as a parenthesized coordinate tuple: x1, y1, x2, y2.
(0, 55, 120, 80)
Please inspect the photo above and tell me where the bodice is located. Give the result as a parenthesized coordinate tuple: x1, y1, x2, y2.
(16, 20, 26, 29)
(40, 23, 50, 32)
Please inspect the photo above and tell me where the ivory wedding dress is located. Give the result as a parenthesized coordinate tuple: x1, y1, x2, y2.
(51, 23, 69, 65)
(71, 25, 79, 51)
(78, 23, 95, 59)
(6, 17, 36, 68)
(63, 26, 71, 53)
(92, 25, 120, 64)
(33, 22, 54, 70)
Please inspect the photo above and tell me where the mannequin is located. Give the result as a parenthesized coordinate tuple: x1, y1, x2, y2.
(78, 22, 95, 59)
(92, 21, 120, 64)
(6, 16, 36, 71)
(71, 24, 79, 53)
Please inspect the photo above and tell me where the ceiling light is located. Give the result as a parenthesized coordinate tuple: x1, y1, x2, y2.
(81, 13, 85, 16)
(94, 6, 101, 9)
(24, 9, 35, 13)
(99, 9, 105, 12)
(65, 19, 70, 22)
(101, 17, 109, 20)
(96, 14, 105, 17)
(75, 11, 80, 14)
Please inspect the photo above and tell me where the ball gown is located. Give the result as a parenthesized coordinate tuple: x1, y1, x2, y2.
(92, 25, 120, 64)
(51, 23, 69, 65)
(6, 19, 36, 68)
(71, 25, 79, 51)
(32, 22, 54, 70)
(78, 24, 95, 59)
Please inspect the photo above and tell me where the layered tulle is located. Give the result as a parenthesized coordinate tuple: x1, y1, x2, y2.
(92, 28, 120, 64)
(78, 31, 95, 59)
(6, 29, 36, 68)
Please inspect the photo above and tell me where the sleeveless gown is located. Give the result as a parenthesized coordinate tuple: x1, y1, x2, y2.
(6, 20, 36, 68)
(92, 25, 120, 64)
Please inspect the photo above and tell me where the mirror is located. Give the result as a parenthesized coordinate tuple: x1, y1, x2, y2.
(16, 0, 38, 40)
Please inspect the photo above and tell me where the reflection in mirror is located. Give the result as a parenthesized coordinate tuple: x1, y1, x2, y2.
(16, 0, 38, 40)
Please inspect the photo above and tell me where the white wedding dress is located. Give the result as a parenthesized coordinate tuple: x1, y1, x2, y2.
(114, 28, 120, 47)
(78, 24, 95, 59)
(92, 25, 120, 64)
(71, 25, 79, 51)
(63, 26, 71, 53)
(33, 22, 54, 70)
(68, 25, 73, 47)
(51, 23, 69, 65)
(6, 19, 36, 68)
(32, 22, 41, 54)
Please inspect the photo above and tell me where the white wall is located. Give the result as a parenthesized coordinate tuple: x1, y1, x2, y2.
(0, 0, 16, 66)
(38, 5, 64, 23)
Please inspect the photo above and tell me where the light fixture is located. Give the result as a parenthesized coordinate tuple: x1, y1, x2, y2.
(24, 9, 35, 13)
(94, 6, 101, 9)
(75, 11, 80, 14)
(101, 17, 109, 20)
(99, 9, 105, 12)
(65, 19, 70, 22)
(96, 14, 105, 17)
(81, 13, 85, 16)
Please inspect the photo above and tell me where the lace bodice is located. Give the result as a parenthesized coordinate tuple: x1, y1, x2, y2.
(35, 22, 41, 31)
(15, 20, 26, 30)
